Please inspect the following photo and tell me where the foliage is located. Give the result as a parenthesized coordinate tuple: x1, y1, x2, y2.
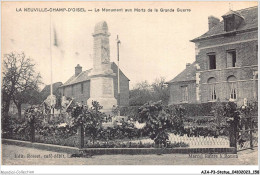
(236, 101, 258, 147)
(211, 101, 226, 128)
(1, 115, 17, 139)
(84, 101, 106, 144)
(139, 101, 174, 147)
(99, 121, 140, 141)
(40, 82, 63, 102)
(129, 77, 169, 106)
(111, 105, 120, 116)
(54, 92, 62, 110)
(177, 102, 220, 117)
(2, 52, 42, 117)
(5, 97, 257, 150)
(68, 101, 106, 144)
(165, 105, 186, 135)
(120, 106, 140, 121)
(16, 106, 44, 137)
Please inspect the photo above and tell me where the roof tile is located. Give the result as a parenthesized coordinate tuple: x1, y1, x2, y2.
(191, 6, 257, 42)
(167, 62, 197, 83)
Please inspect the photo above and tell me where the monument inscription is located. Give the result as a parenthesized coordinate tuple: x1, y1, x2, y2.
(103, 78, 113, 95)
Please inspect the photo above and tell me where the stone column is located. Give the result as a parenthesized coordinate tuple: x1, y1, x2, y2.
(87, 21, 117, 113)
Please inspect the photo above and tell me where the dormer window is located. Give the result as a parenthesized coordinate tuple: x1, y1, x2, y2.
(224, 16, 235, 32)
(222, 10, 244, 32)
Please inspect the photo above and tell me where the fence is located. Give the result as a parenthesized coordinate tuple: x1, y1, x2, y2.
(2, 102, 258, 153)
(236, 115, 258, 151)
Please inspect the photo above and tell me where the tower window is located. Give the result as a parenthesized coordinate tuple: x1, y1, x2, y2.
(208, 54, 216, 70)
(227, 50, 236, 67)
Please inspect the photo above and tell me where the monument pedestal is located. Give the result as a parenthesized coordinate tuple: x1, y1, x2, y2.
(87, 76, 117, 113)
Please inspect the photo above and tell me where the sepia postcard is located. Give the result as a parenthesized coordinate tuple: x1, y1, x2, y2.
(1, 1, 259, 174)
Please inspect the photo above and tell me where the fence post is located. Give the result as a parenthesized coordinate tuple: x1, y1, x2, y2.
(249, 114, 253, 149)
(229, 121, 237, 149)
(78, 124, 84, 149)
(30, 117, 35, 142)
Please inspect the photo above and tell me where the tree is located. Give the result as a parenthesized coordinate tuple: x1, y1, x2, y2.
(129, 80, 152, 106)
(13, 89, 42, 118)
(2, 52, 41, 117)
(151, 77, 169, 105)
(129, 77, 169, 106)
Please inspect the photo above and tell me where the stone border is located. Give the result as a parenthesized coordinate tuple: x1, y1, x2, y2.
(2, 139, 80, 154)
(2, 139, 237, 155)
(80, 147, 237, 155)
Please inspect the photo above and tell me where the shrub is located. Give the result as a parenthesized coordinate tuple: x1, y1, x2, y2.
(138, 101, 186, 147)
(120, 106, 140, 120)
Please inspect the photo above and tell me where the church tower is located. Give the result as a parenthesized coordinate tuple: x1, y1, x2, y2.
(87, 21, 117, 112)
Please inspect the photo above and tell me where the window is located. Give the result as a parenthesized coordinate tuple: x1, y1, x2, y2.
(227, 76, 237, 101)
(181, 86, 188, 102)
(210, 85, 217, 101)
(208, 77, 217, 101)
(226, 50, 236, 67)
(230, 83, 237, 100)
(208, 54, 216, 70)
(72, 85, 74, 96)
(224, 17, 235, 32)
(81, 83, 84, 94)
(63, 87, 65, 96)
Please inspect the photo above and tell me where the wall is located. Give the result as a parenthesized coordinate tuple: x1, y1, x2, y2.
(59, 63, 130, 106)
(62, 81, 91, 105)
(168, 81, 197, 105)
(111, 63, 130, 106)
(195, 30, 258, 105)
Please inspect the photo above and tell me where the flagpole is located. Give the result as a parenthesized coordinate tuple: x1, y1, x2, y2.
(49, 13, 53, 114)
(116, 35, 120, 116)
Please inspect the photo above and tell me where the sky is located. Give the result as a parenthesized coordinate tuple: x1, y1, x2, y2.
(2, 1, 258, 90)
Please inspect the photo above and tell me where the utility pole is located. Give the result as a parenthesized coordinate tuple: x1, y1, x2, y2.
(116, 35, 121, 116)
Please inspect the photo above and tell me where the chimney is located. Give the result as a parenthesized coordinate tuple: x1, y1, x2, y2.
(208, 16, 220, 30)
(186, 63, 191, 68)
(75, 64, 82, 76)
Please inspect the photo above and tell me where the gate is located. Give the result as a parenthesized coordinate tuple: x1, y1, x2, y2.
(236, 108, 258, 151)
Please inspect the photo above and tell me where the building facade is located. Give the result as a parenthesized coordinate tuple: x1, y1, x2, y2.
(59, 21, 130, 108)
(168, 6, 258, 106)
(59, 62, 129, 107)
